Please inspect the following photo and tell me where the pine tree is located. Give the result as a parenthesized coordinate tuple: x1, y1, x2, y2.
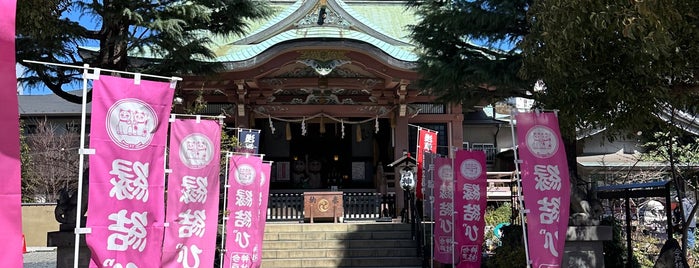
(16, 0, 274, 103)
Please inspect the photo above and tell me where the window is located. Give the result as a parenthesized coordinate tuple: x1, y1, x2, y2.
(471, 143, 496, 164)
(411, 103, 446, 114)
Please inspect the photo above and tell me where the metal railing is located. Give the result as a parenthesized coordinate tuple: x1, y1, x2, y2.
(266, 193, 304, 221)
(343, 192, 396, 221)
(265, 191, 396, 222)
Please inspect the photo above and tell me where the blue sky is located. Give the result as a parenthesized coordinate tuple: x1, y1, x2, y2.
(18, 7, 98, 95)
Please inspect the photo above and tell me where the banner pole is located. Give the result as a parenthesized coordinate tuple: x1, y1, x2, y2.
(428, 153, 434, 268)
(171, 113, 226, 120)
(72, 64, 94, 268)
(510, 110, 532, 268)
(450, 146, 457, 266)
(23, 60, 182, 82)
(220, 152, 232, 268)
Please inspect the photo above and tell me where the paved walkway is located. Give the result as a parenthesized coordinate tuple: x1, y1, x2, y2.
(23, 247, 56, 268)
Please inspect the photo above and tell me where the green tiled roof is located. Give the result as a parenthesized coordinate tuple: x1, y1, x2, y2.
(85, 0, 421, 65)
(214, 27, 417, 62)
(212, 0, 420, 64)
(340, 1, 417, 44)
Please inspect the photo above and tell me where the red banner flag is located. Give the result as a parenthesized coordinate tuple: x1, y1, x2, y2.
(0, 1, 23, 267)
(416, 128, 438, 199)
(162, 118, 222, 267)
(86, 75, 174, 267)
(454, 150, 487, 268)
(516, 111, 571, 267)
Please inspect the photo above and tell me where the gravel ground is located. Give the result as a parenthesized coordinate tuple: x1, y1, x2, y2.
(23, 250, 57, 268)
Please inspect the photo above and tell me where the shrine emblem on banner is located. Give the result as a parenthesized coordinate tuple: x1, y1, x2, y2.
(516, 111, 571, 268)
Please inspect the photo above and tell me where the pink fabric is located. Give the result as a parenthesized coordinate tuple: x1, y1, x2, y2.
(251, 161, 272, 268)
(416, 128, 438, 199)
(515, 112, 571, 268)
(223, 154, 263, 268)
(0, 1, 23, 266)
(454, 150, 487, 268)
(162, 119, 222, 268)
(432, 156, 454, 264)
(86, 75, 174, 267)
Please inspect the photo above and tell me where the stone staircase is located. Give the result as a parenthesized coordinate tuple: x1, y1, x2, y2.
(261, 222, 423, 268)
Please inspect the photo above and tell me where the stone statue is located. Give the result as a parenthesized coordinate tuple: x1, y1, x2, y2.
(307, 159, 323, 189)
(54, 171, 89, 230)
(292, 159, 307, 188)
(569, 180, 604, 226)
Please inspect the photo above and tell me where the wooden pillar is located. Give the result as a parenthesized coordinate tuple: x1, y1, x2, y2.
(449, 103, 464, 158)
(233, 80, 250, 128)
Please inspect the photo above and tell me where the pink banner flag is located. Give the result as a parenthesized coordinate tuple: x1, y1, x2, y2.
(454, 150, 487, 268)
(252, 161, 272, 268)
(224, 154, 263, 268)
(162, 118, 222, 268)
(516, 111, 571, 268)
(0, 1, 23, 266)
(416, 128, 438, 199)
(86, 75, 174, 267)
(432, 156, 454, 264)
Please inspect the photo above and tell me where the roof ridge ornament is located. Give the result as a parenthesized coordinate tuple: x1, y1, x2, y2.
(296, 0, 351, 29)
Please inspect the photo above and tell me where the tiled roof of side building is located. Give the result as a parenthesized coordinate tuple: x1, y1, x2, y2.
(18, 91, 90, 116)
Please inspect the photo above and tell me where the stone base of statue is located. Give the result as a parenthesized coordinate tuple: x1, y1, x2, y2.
(47, 222, 91, 268)
(563, 225, 613, 268)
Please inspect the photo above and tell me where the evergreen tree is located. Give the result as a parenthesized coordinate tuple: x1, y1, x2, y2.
(520, 0, 699, 139)
(406, 0, 532, 109)
(16, 0, 274, 103)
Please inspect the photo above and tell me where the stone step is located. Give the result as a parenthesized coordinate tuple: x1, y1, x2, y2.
(263, 247, 418, 258)
(261, 256, 423, 268)
(263, 239, 417, 250)
(264, 222, 412, 233)
(260, 222, 423, 268)
(264, 229, 413, 241)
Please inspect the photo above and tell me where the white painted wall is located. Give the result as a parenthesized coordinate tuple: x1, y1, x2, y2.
(579, 132, 642, 155)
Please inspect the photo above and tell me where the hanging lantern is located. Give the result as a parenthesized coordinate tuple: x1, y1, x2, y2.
(286, 122, 292, 141)
(400, 165, 416, 192)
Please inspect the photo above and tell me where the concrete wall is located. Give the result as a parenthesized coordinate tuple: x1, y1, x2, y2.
(22, 203, 59, 247)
